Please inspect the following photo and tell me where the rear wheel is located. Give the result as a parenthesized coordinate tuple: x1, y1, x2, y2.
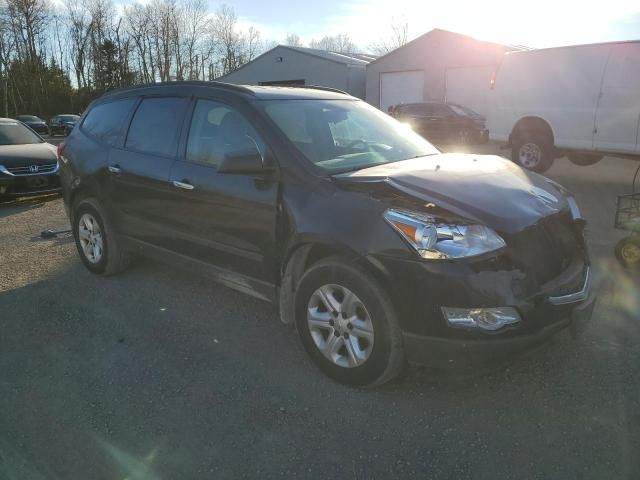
(568, 153, 603, 166)
(615, 235, 640, 269)
(294, 258, 405, 386)
(73, 198, 130, 275)
(512, 132, 555, 173)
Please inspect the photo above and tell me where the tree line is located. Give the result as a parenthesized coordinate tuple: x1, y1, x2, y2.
(0, 0, 408, 119)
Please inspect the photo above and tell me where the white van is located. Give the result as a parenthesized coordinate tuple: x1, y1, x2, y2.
(488, 40, 640, 172)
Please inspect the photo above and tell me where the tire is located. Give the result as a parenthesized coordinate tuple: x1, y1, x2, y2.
(615, 235, 640, 269)
(294, 257, 405, 386)
(512, 132, 555, 173)
(568, 153, 603, 166)
(72, 198, 130, 275)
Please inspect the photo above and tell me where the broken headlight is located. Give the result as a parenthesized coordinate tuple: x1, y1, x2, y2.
(383, 209, 506, 260)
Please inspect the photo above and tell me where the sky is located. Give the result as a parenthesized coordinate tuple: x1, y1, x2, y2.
(227, 0, 640, 50)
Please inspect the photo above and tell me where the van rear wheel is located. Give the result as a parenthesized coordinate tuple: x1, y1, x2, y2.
(512, 133, 554, 173)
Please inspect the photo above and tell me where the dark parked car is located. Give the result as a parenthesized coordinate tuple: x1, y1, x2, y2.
(0, 118, 60, 198)
(49, 114, 80, 136)
(391, 101, 489, 144)
(16, 115, 50, 136)
(59, 82, 594, 386)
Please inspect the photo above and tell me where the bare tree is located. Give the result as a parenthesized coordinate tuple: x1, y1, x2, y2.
(285, 33, 303, 47)
(5, 0, 50, 60)
(210, 4, 243, 75)
(64, 0, 92, 88)
(177, 0, 209, 80)
(370, 18, 409, 55)
(310, 33, 355, 54)
(0, 10, 16, 116)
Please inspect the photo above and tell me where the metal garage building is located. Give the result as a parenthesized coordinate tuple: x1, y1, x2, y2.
(366, 29, 517, 115)
(218, 46, 375, 99)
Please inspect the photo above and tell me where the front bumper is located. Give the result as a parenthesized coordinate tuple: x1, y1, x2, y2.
(371, 252, 594, 365)
(404, 292, 595, 366)
(0, 164, 61, 196)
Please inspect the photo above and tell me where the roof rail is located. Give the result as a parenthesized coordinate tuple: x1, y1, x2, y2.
(102, 80, 256, 97)
(295, 85, 349, 95)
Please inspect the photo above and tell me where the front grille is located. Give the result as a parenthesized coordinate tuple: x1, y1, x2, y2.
(503, 211, 585, 285)
(6, 162, 57, 175)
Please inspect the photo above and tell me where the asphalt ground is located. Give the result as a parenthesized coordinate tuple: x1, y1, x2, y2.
(1, 141, 639, 479)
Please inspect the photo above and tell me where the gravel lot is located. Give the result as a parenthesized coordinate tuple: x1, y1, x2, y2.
(1, 146, 639, 479)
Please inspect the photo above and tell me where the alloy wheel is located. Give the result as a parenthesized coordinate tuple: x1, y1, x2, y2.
(78, 213, 104, 264)
(307, 284, 374, 368)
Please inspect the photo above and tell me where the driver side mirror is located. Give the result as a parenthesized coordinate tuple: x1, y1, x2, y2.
(218, 148, 275, 174)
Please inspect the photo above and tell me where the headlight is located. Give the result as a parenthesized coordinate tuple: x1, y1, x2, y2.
(383, 209, 505, 260)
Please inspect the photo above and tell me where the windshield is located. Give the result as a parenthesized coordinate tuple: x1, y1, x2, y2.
(17, 115, 41, 122)
(263, 99, 439, 173)
(0, 122, 44, 145)
(59, 115, 80, 122)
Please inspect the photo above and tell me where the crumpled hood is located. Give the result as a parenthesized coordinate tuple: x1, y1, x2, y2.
(334, 153, 570, 233)
(0, 143, 58, 167)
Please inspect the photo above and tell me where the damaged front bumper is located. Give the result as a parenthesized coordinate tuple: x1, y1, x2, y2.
(372, 254, 595, 366)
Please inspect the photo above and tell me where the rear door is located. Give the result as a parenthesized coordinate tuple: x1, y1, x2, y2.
(594, 42, 640, 154)
(107, 96, 190, 245)
(163, 97, 279, 284)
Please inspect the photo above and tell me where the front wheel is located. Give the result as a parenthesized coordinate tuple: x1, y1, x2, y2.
(615, 235, 640, 269)
(73, 198, 131, 275)
(294, 258, 405, 386)
(512, 133, 555, 173)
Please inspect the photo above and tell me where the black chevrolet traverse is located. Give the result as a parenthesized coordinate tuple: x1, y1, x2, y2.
(59, 82, 594, 385)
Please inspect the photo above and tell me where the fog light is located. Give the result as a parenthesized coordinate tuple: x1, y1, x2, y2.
(442, 307, 521, 332)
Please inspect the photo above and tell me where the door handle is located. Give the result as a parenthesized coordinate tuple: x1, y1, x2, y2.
(173, 180, 195, 190)
(108, 165, 121, 174)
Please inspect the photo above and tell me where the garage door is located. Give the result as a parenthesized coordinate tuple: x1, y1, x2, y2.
(379, 71, 424, 112)
(445, 66, 494, 117)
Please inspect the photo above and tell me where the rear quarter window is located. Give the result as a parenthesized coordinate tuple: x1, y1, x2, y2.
(82, 98, 136, 146)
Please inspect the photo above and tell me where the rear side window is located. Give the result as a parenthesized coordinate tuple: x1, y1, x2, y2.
(126, 97, 188, 157)
(82, 98, 135, 146)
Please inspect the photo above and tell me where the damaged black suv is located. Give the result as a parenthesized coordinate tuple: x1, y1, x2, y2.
(59, 82, 594, 386)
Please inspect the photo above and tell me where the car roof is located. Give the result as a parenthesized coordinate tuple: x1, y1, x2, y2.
(100, 81, 353, 102)
(0, 118, 22, 123)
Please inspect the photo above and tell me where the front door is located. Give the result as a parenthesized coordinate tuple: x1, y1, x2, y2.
(594, 43, 640, 154)
(164, 98, 279, 285)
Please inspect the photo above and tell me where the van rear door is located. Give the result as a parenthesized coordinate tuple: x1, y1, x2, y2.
(594, 42, 640, 154)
